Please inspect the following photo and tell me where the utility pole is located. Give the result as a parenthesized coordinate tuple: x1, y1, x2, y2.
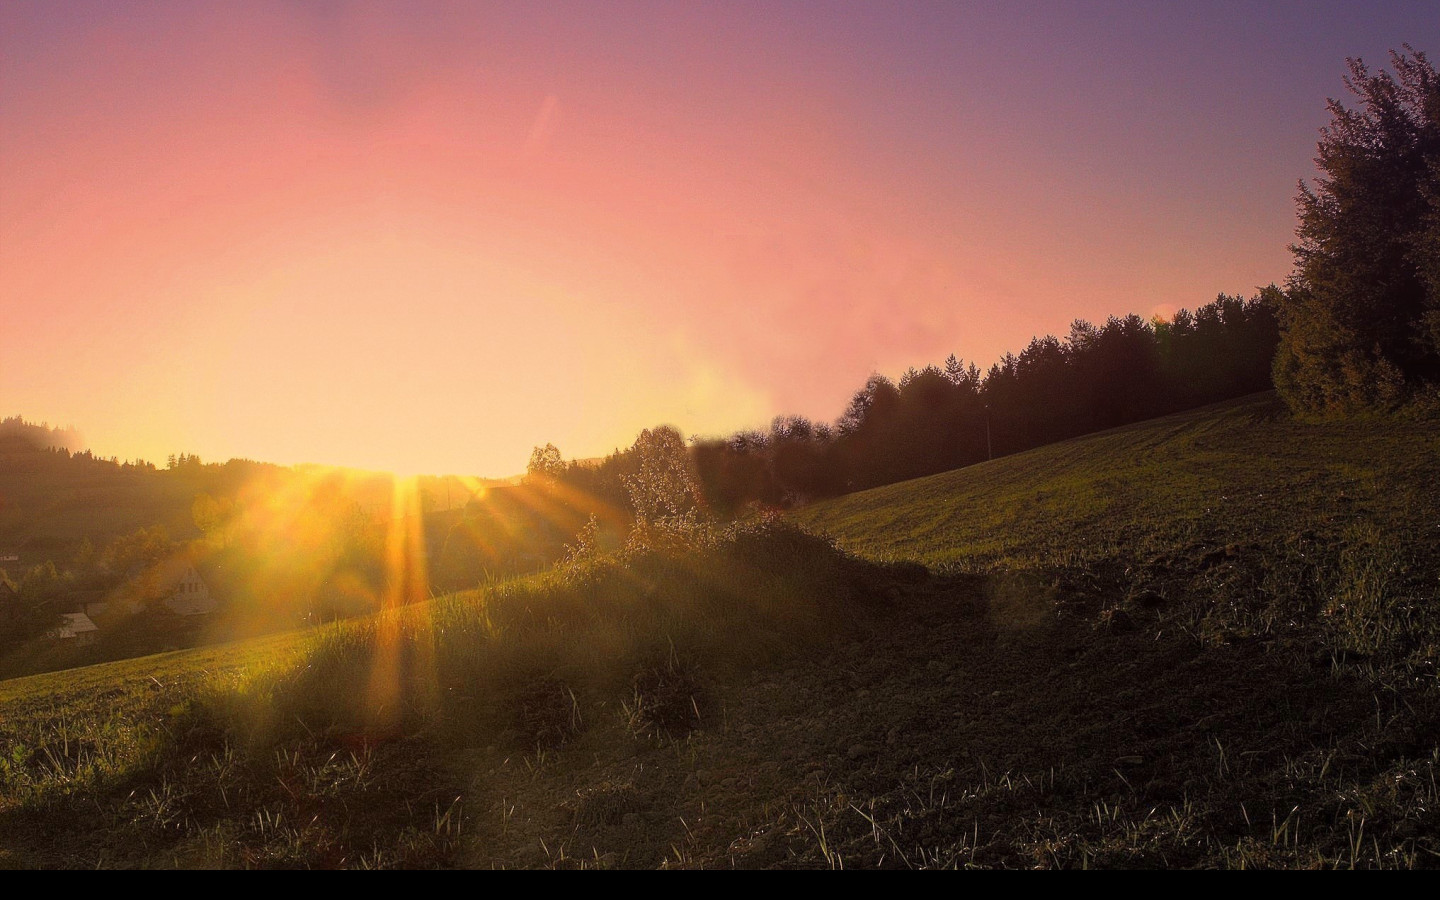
(985, 404, 992, 461)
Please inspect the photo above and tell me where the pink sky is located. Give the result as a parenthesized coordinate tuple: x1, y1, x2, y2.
(3, 2, 1436, 475)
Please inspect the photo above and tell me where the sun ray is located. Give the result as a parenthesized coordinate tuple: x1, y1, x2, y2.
(365, 474, 436, 732)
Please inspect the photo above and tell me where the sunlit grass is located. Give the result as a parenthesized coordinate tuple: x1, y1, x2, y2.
(244, 518, 892, 748)
(0, 517, 906, 867)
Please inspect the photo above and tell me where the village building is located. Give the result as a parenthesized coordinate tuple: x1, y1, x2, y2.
(163, 563, 217, 616)
(53, 611, 99, 646)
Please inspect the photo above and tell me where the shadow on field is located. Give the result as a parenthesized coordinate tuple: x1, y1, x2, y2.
(647, 560, 1440, 869)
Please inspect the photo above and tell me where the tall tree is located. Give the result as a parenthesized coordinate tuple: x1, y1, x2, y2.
(525, 443, 566, 481)
(623, 426, 705, 526)
(1276, 46, 1440, 415)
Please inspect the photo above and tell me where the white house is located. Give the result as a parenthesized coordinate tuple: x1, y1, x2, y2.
(163, 564, 217, 616)
(53, 611, 99, 646)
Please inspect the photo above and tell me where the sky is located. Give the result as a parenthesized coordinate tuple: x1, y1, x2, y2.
(2, 1, 1437, 477)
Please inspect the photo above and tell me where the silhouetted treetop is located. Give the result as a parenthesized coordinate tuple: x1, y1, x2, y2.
(1276, 45, 1440, 415)
(685, 290, 1279, 508)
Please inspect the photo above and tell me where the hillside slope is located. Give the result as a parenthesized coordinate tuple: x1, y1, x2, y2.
(797, 391, 1439, 574)
(3, 393, 1439, 868)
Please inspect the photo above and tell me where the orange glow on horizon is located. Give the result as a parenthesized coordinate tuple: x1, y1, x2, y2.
(6, 3, 1418, 476)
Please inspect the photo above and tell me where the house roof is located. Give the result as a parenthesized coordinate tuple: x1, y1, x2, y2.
(121, 557, 210, 597)
(56, 612, 98, 637)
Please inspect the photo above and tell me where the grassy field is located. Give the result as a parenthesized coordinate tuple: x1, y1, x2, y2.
(799, 392, 1440, 674)
(3, 392, 1439, 868)
(798, 392, 1437, 572)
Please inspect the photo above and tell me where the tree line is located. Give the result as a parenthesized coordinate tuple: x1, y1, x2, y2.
(698, 292, 1279, 509)
(532, 292, 1279, 515)
(0, 416, 83, 455)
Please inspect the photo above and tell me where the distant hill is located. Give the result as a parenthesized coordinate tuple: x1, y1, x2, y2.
(0, 432, 513, 574)
(0, 426, 613, 680)
(0, 444, 204, 569)
(0, 417, 83, 454)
